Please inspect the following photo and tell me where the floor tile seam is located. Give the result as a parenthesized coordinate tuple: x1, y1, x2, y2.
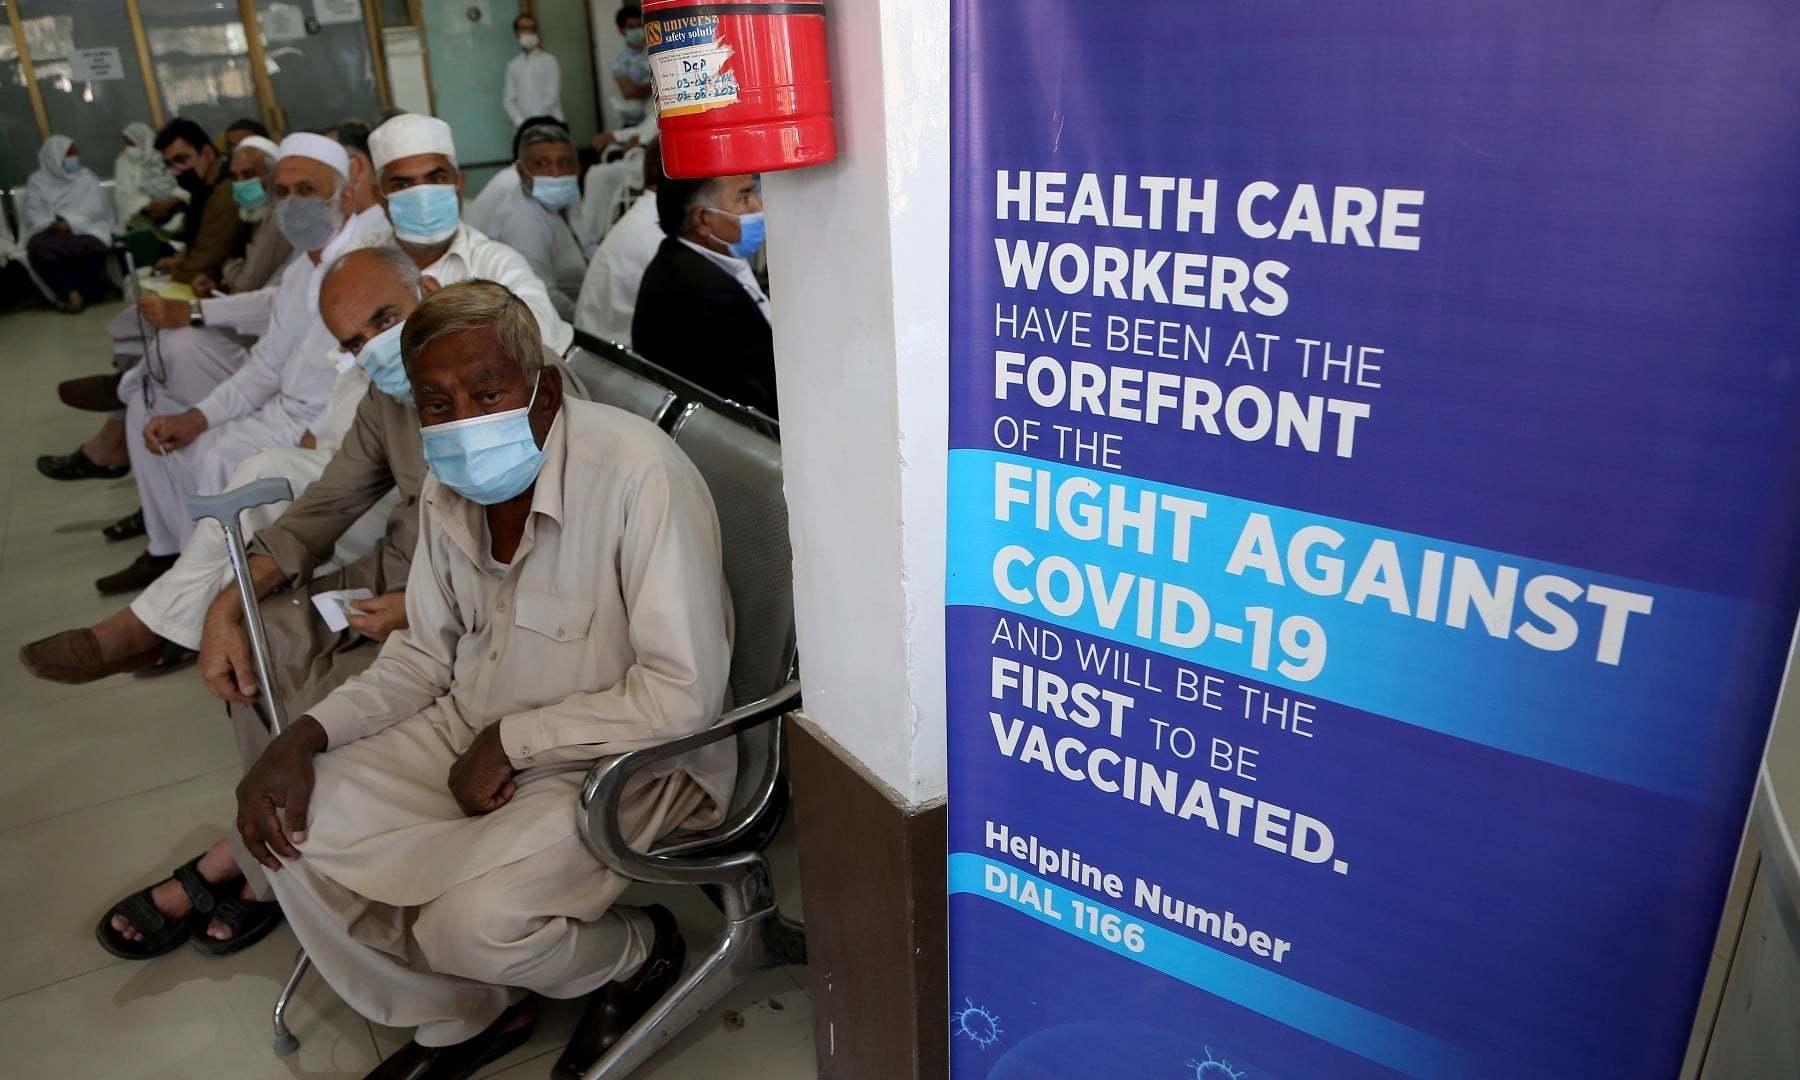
(0, 763, 240, 837)
(0, 955, 123, 1005)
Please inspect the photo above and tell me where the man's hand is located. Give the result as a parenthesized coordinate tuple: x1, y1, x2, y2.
(144, 408, 207, 452)
(145, 196, 182, 221)
(346, 592, 408, 643)
(199, 602, 259, 704)
(137, 294, 188, 330)
(236, 717, 328, 871)
(448, 724, 517, 817)
(189, 272, 217, 298)
(48, 219, 72, 235)
(198, 553, 286, 704)
(592, 131, 617, 152)
(152, 255, 177, 273)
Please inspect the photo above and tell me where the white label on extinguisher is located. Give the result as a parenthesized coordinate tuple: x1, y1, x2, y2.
(646, 14, 741, 116)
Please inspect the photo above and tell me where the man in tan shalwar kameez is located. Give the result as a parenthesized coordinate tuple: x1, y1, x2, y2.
(237, 280, 733, 1079)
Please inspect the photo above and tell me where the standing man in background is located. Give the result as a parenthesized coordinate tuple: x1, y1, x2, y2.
(504, 13, 564, 128)
(611, 5, 652, 127)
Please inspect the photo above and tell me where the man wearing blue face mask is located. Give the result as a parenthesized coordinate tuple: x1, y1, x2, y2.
(89, 133, 392, 596)
(30, 251, 592, 961)
(367, 113, 575, 358)
(632, 173, 778, 417)
(484, 123, 597, 321)
(237, 281, 731, 1080)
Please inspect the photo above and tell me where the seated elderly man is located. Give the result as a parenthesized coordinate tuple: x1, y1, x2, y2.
(240, 281, 731, 1079)
(91, 134, 391, 595)
(367, 112, 572, 357)
(464, 115, 567, 235)
(35, 250, 589, 959)
(634, 173, 777, 417)
(38, 135, 299, 541)
(482, 122, 596, 320)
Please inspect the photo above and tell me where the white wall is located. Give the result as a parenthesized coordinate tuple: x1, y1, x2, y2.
(763, 0, 950, 808)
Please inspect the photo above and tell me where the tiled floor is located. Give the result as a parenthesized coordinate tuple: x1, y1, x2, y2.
(0, 300, 817, 1079)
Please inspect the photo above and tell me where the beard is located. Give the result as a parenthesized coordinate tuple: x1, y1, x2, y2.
(239, 201, 273, 224)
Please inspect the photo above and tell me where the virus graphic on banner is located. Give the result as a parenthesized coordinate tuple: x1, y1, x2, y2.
(953, 998, 1003, 1049)
(1187, 1048, 1247, 1080)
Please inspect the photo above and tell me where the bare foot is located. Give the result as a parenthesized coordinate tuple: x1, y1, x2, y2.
(111, 839, 242, 944)
(89, 607, 162, 664)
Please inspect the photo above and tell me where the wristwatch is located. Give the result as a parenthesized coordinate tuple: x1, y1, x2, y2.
(188, 300, 205, 327)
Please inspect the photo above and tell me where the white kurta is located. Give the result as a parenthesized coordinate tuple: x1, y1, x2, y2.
(129, 204, 390, 555)
(270, 399, 734, 1044)
(462, 168, 519, 236)
(393, 223, 576, 355)
(113, 122, 185, 224)
(130, 368, 394, 650)
(574, 194, 665, 347)
(484, 178, 596, 321)
(24, 136, 114, 243)
(503, 48, 564, 127)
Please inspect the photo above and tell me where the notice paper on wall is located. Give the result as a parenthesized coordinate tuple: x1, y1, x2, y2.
(68, 47, 124, 82)
(945, 3, 1800, 1078)
(261, 3, 309, 42)
(311, 0, 361, 26)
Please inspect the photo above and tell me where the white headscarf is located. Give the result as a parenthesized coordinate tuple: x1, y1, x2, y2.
(25, 135, 114, 242)
(113, 121, 184, 224)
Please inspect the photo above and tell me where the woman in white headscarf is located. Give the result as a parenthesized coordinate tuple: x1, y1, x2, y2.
(24, 135, 116, 313)
(112, 121, 187, 236)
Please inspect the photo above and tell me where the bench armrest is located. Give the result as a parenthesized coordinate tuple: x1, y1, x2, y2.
(577, 680, 801, 886)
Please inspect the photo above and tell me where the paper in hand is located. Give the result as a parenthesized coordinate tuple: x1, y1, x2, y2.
(311, 588, 376, 633)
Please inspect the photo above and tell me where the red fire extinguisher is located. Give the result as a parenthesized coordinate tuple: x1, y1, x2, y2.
(641, 0, 838, 178)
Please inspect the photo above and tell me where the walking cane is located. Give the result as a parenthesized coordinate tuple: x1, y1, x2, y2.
(185, 477, 310, 1056)
(185, 477, 294, 734)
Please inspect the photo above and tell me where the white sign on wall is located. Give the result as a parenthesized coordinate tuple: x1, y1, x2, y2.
(68, 47, 124, 82)
(312, 0, 362, 26)
(261, 3, 309, 42)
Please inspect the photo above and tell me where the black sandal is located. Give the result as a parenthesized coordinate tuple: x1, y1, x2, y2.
(103, 509, 147, 542)
(94, 856, 222, 960)
(133, 639, 198, 679)
(190, 895, 284, 957)
(36, 448, 129, 482)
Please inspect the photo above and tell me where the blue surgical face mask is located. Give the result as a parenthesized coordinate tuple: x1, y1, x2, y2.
(708, 207, 766, 260)
(421, 373, 547, 505)
(354, 321, 412, 402)
(232, 177, 268, 209)
(625, 27, 646, 48)
(386, 183, 461, 245)
(63, 156, 81, 175)
(530, 173, 579, 212)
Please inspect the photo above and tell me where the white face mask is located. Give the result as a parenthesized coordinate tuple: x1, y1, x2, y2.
(517, 32, 539, 49)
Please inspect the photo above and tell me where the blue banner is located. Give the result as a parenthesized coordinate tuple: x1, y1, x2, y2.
(945, 3, 1800, 1078)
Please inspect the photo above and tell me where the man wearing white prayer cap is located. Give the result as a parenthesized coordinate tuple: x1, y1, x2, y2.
(89, 130, 393, 594)
(367, 113, 573, 354)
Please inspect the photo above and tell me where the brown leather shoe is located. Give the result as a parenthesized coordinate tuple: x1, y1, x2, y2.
(551, 905, 686, 1080)
(365, 998, 536, 1080)
(18, 628, 163, 684)
(96, 552, 178, 596)
(58, 373, 123, 412)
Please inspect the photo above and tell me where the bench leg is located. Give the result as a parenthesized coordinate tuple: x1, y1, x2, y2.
(586, 861, 806, 1078)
